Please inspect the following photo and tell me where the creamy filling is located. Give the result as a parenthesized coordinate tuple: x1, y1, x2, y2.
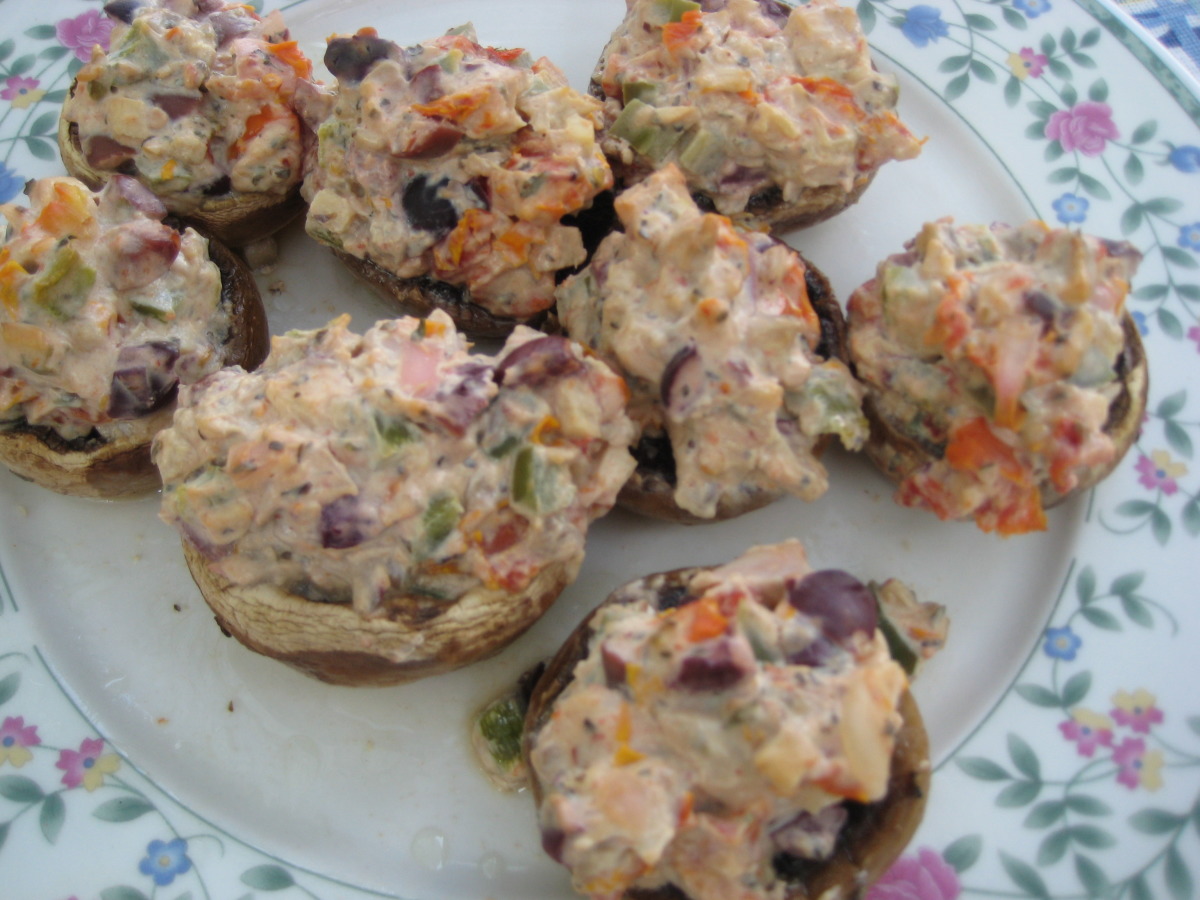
(153, 312, 636, 614)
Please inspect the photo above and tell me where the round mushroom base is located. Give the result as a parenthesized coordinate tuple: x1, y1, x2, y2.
(181, 539, 580, 687)
(330, 249, 550, 342)
(0, 407, 173, 500)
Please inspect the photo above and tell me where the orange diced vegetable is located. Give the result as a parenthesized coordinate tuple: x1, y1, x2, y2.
(266, 40, 314, 80)
(993, 492, 1047, 536)
(414, 88, 490, 124)
(944, 417, 1025, 482)
(440, 207, 492, 268)
(531, 415, 562, 445)
(230, 106, 280, 159)
(486, 45, 527, 65)
(1, 322, 53, 369)
(797, 76, 865, 122)
(663, 9, 703, 52)
(34, 182, 93, 236)
(924, 274, 971, 351)
(613, 744, 645, 766)
(0, 259, 29, 317)
(615, 702, 633, 743)
(686, 596, 729, 643)
(779, 261, 820, 332)
(497, 226, 534, 261)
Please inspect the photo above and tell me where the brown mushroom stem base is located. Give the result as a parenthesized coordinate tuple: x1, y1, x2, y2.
(181, 539, 579, 687)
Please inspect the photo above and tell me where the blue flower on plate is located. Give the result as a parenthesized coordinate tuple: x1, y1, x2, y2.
(1131, 310, 1149, 336)
(1014, 0, 1052, 18)
(1178, 222, 1200, 251)
(1168, 144, 1200, 172)
(1044, 625, 1082, 661)
(900, 6, 949, 47)
(1051, 192, 1089, 224)
(139, 838, 192, 886)
(0, 162, 24, 204)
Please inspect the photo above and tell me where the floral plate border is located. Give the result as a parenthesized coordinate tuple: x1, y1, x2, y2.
(2, 1, 1200, 898)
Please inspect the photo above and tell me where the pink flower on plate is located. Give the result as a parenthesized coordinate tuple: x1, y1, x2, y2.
(1111, 688, 1165, 733)
(1113, 737, 1164, 790)
(1058, 708, 1115, 757)
(1007, 47, 1048, 80)
(56, 9, 114, 63)
(1045, 102, 1119, 156)
(0, 716, 41, 768)
(1188, 324, 1200, 353)
(865, 847, 961, 900)
(56, 737, 120, 791)
(1135, 450, 1187, 494)
(1, 76, 45, 109)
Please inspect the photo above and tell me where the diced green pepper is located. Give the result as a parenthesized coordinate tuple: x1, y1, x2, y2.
(477, 696, 527, 769)
(789, 364, 869, 451)
(438, 49, 463, 73)
(520, 173, 547, 199)
(621, 80, 660, 106)
(423, 493, 463, 546)
(512, 445, 538, 511)
(132, 291, 176, 321)
(486, 434, 521, 459)
(677, 126, 724, 175)
(1069, 347, 1118, 387)
(31, 245, 95, 320)
(374, 413, 417, 452)
(876, 605, 920, 676)
(610, 99, 687, 163)
(108, 21, 170, 70)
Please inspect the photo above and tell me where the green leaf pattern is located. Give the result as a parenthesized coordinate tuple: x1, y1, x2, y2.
(946, 563, 1200, 900)
(0, 651, 328, 898)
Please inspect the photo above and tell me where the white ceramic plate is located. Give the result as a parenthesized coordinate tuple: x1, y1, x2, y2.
(3, 1, 1200, 898)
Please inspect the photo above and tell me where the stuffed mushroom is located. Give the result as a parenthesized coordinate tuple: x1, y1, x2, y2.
(153, 313, 636, 685)
(847, 218, 1148, 534)
(302, 26, 614, 339)
(524, 539, 933, 900)
(556, 165, 867, 523)
(59, 0, 318, 247)
(0, 175, 266, 498)
(590, 0, 923, 231)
